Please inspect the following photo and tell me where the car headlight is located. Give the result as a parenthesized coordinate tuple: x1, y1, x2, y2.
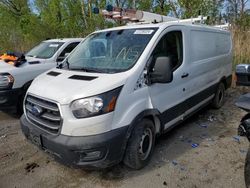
(70, 86, 123, 118)
(0, 73, 14, 90)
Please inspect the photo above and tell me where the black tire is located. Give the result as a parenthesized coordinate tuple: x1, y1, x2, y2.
(211, 82, 225, 109)
(16, 93, 25, 115)
(123, 119, 155, 170)
(245, 147, 250, 188)
(16, 82, 31, 115)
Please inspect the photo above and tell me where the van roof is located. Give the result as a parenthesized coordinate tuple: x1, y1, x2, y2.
(95, 22, 230, 34)
(44, 38, 84, 43)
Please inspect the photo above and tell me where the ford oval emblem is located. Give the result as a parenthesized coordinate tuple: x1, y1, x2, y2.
(31, 105, 43, 116)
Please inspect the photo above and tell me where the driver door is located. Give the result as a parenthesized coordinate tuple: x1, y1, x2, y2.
(148, 26, 188, 130)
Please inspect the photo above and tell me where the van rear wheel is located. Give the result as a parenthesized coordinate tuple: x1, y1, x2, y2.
(212, 82, 225, 109)
(123, 119, 155, 170)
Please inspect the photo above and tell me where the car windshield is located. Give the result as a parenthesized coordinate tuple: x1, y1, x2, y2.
(26, 42, 64, 59)
(65, 28, 157, 73)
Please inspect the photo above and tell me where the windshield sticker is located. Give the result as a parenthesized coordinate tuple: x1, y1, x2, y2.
(49, 44, 59, 47)
(134, 30, 154, 35)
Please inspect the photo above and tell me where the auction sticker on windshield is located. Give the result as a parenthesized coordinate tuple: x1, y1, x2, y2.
(49, 44, 59, 47)
(134, 30, 154, 35)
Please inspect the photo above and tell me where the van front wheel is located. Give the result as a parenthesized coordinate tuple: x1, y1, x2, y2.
(212, 82, 225, 109)
(123, 119, 155, 170)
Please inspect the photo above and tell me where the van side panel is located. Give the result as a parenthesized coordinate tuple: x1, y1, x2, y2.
(184, 29, 232, 103)
(112, 26, 232, 133)
(190, 30, 231, 62)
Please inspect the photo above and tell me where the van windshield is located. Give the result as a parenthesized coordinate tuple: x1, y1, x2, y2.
(66, 28, 157, 73)
(26, 42, 64, 59)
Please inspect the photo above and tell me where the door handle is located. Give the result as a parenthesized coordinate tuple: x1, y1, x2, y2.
(181, 73, 189, 78)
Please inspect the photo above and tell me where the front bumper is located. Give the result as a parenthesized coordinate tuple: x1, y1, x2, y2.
(0, 88, 21, 109)
(20, 115, 129, 169)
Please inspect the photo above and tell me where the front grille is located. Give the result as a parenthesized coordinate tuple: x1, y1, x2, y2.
(25, 94, 62, 134)
(237, 75, 250, 83)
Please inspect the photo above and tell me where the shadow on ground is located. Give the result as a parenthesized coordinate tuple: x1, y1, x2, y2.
(0, 88, 249, 188)
(72, 88, 246, 182)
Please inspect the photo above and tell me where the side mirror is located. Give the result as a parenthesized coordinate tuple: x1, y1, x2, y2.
(64, 52, 70, 57)
(56, 63, 63, 69)
(150, 56, 173, 84)
(56, 56, 65, 62)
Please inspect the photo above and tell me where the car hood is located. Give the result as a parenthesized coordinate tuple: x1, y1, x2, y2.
(0, 60, 16, 72)
(28, 68, 128, 105)
(25, 56, 46, 62)
(0, 56, 46, 72)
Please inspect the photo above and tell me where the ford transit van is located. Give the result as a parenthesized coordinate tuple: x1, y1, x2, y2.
(20, 23, 232, 169)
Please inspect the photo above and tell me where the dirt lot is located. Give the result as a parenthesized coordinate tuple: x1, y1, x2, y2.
(0, 87, 250, 188)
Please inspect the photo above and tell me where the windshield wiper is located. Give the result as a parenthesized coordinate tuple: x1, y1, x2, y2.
(68, 67, 104, 73)
(79, 67, 104, 73)
(64, 60, 104, 73)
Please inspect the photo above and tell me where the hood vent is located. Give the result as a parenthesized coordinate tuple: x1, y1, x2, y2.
(47, 71, 61, 76)
(69, 75, 98, 81)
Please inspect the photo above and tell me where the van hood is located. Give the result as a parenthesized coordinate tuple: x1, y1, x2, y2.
(28, 68, 128, 105)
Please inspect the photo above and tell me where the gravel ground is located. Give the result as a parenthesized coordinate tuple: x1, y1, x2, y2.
(0, 87, 249, 188)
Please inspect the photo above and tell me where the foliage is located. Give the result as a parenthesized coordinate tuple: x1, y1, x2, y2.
(0, 0, 249, 68)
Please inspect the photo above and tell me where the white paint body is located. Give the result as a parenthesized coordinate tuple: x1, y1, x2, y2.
(0, 38, 82, 89)
(26, 23, 233, 136)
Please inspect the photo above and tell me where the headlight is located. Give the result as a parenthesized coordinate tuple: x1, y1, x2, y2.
(70, 86, 123, 118)
(0, 73, 14, 90)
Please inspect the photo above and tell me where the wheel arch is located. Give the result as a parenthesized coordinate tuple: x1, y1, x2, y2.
(220, 75, 232, 90)
(121, 109, 162, 158)
(21, 80, 33, 91)
(122, 109, 162, 168)
(126, 109, 162, 139)
(18, 80, 33, 101)
(16, 80, 33, 113)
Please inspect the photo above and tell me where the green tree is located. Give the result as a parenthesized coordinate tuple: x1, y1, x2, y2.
(0, 0, 44, 52)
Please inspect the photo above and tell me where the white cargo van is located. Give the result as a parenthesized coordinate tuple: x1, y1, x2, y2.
(0, 38, 82, 113)
(20, 22, 232, 169)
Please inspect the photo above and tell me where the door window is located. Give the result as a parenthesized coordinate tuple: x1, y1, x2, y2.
(57, 42, 80, 61)
(151, 31, 183, 71)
